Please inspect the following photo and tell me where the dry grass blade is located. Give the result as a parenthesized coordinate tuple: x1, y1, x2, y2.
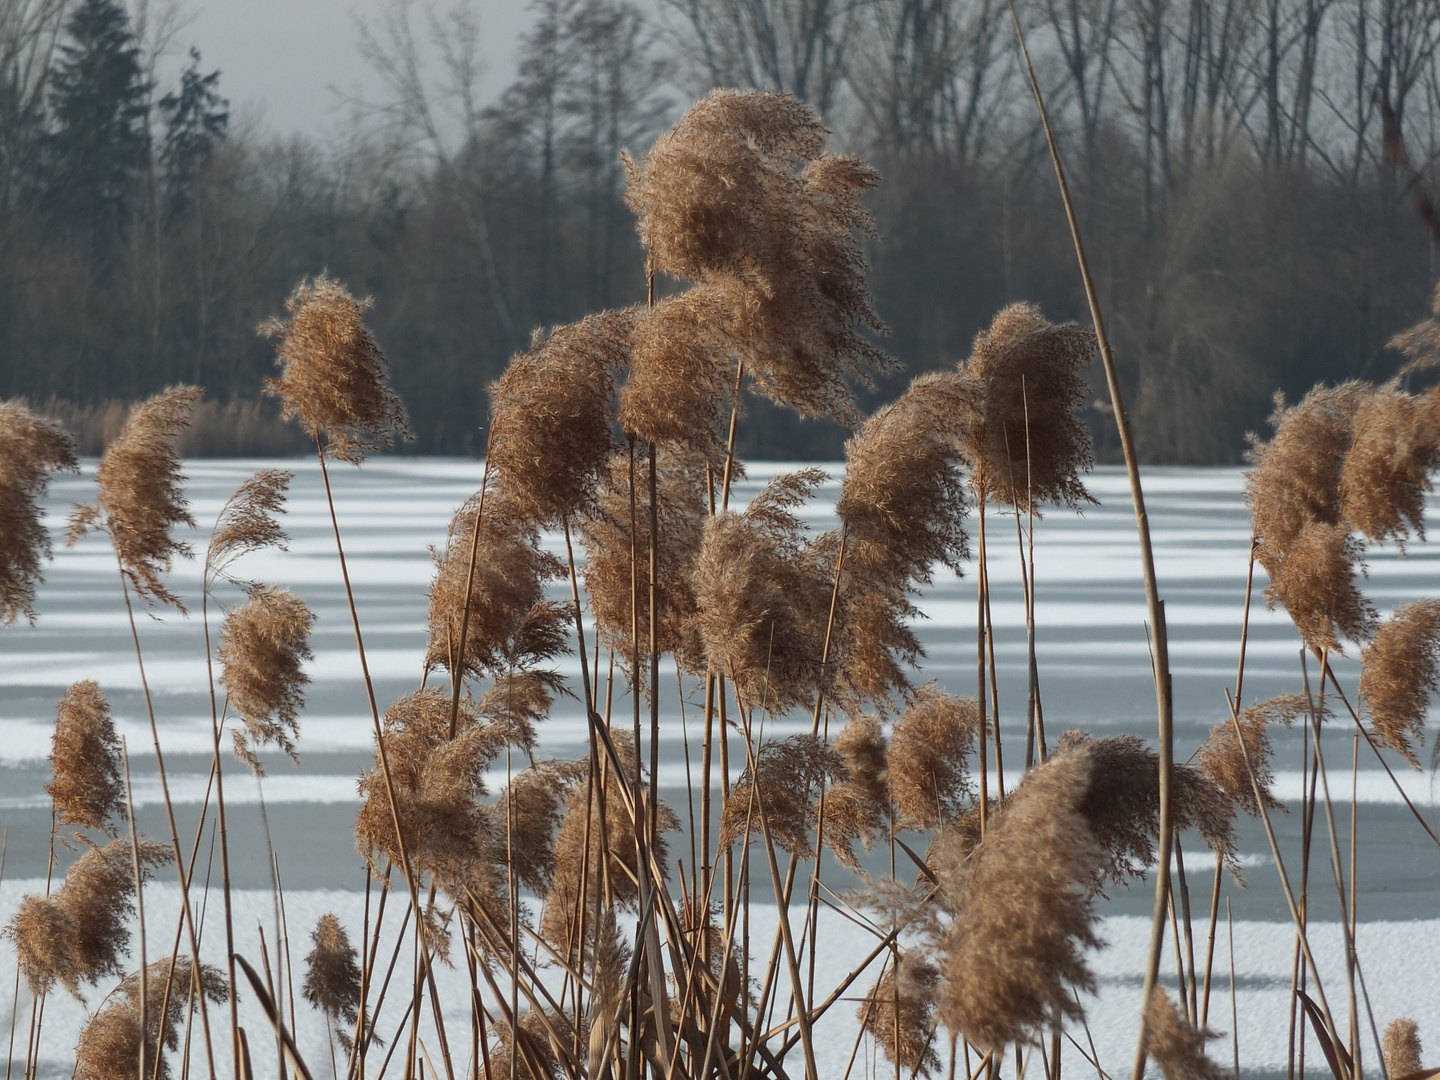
(936, 747, 1104, 1051)
(46, 680, 124, 835)
(0, 399, 78, 624)
(68, 385, 200, 611)
(218, 584, 315, 773)
(489, 311, 631, 526)
(1359, 599, 1440, 768)
(1144, 987, 1227, 1080)
(260, 274, 410, 461)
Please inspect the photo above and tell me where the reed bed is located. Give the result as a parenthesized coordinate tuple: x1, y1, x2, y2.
(3, 86, 1440, 1080)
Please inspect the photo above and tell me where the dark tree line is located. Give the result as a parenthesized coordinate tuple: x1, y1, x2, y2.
(1, 0, 1437, 459)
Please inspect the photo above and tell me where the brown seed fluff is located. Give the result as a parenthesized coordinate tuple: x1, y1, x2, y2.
(1269, 519, 1377, 653)
(74, 957, 226, 1080)
(1383, 1017, 1423, 1077)
(302, 913, 362, 1028)
(1144, 987, 1227, 1080)
(4, 894, 79, 996)
(68, 386, 200, 611)
(822, 714, 892, 871)
(1056, 731, 1237, 885)
(888, 684, 979, 831)
(1360, 599, 1440, 768)
(1339, 384, 1440, 548)
(540, 730, 678, 958)
(859, 951, 941, 1076)
(492, 759, 585, 897)
(354, 688, 505, 892)
(936, 748, 1104, 1051)
(205, 469, 292, 585)
(1197, 693, 1306, 817)
(719, 733, 847, 859)
(46, 681, 124, 835)
(489, 311, 631, 527)
(260, 274, 411, 462)
(578, 445, 709, 678)
(1389, 278, 1440, 374)
(834, 372, 972, 707)
(958, 303, 1096, 510)
(0, 399, 78, 624)
(424, 490, 568, 683)
(624, 89, 891, 424)
(691, 469, 833, 713)
(218, 585, 314, 773)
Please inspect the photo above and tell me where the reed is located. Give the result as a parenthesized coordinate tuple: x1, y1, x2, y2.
(5, 85, 1440, 1080)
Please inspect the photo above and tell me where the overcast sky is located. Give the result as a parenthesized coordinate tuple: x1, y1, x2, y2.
(167, 0, 536, 138)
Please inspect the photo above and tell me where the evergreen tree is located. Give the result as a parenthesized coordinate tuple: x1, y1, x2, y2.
(44, 0, 150, 236)
(158, 48, 227, 215)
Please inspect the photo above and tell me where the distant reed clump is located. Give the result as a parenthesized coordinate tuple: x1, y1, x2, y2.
(0, 399, 77, 624)
(27, 395, 309, 458)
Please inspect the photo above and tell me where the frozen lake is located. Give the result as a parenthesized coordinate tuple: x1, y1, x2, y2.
(2, 458, 1438, 1077)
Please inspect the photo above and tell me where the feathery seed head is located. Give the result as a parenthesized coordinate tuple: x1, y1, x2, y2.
(1144, 988, 1227, 1080)
(205, 469, 292, 586)
(1339, 385, 1440, 548)
(493, 760, 585, 896)
(888, 684, 979, 831)
(218, 585, 314, 773)
(46, 681, 123, 835)
(1384, 1018, 1423, 1078)
(74, 957, 226, 1080)
(303, 913, 362, 1027)
(1197, 694, 1305, 817)
(936, 748, 1104, 1051)
(959, 303, 1096, 509)
(1268, 520, 1376, 653)
(719, 733, 847, 858)
(692, 469, 833, 712)
(489, 311, 630, 526)
(0, 400, 78, 624)
(51, 838, 170, 995)
(860, 951, 941, 1076)
(69, 386, 200, 611)
(822, 714, 891, 870)
(1360, 599, 1440, 768)
(5, 894, 79, 997)
(260, 275, 410, 461)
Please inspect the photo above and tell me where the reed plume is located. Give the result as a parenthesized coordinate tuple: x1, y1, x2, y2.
(1245, 384, 1375, 651)
(1388, 281, 1440, 373)
(490, 1008, 567, 1080)
(489, 311, 631, 526)
(46, 680, 124, 835)
(936, 747, 1104, 1051)
(475, 668, 570, 760)
(7, 838, 169, 996)
(624, 89, 890, 424)
(1339, 384, 1440, 548)
(68, 385, 200, 611)
(579, 445, 709, 676)
(493, 760, 584, 896)
(691, 469, 832, 712)
(260, 274, 410, 461)
(73, 957, 226, 1080)
(860, 950, 941, 1076)
(302, 913, 362, 1043)
(888, 684, 979, 831)
(822, 714, 891, 871)
(958, 303, 1096, 508)
(1144, 987, 1226, 1080)
(1360, 598, 1440, 767)
(0, 399, 77, 624)
(355, 689, 505, 890)
(424, 492, 568, 683)
(1197, 694, 1305, 817)
(719, 733, 846, 858)
(205, 469, 292, 585)
(218, 584, 315, 772)
(834, 373, 972, 705)
(541, 730, 677, 953)
(1384, 1017, 1423, 1077)
(1056, 731, 1237, 885)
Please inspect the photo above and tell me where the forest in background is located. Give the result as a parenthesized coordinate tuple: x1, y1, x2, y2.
(1, 0, 1438, 461)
